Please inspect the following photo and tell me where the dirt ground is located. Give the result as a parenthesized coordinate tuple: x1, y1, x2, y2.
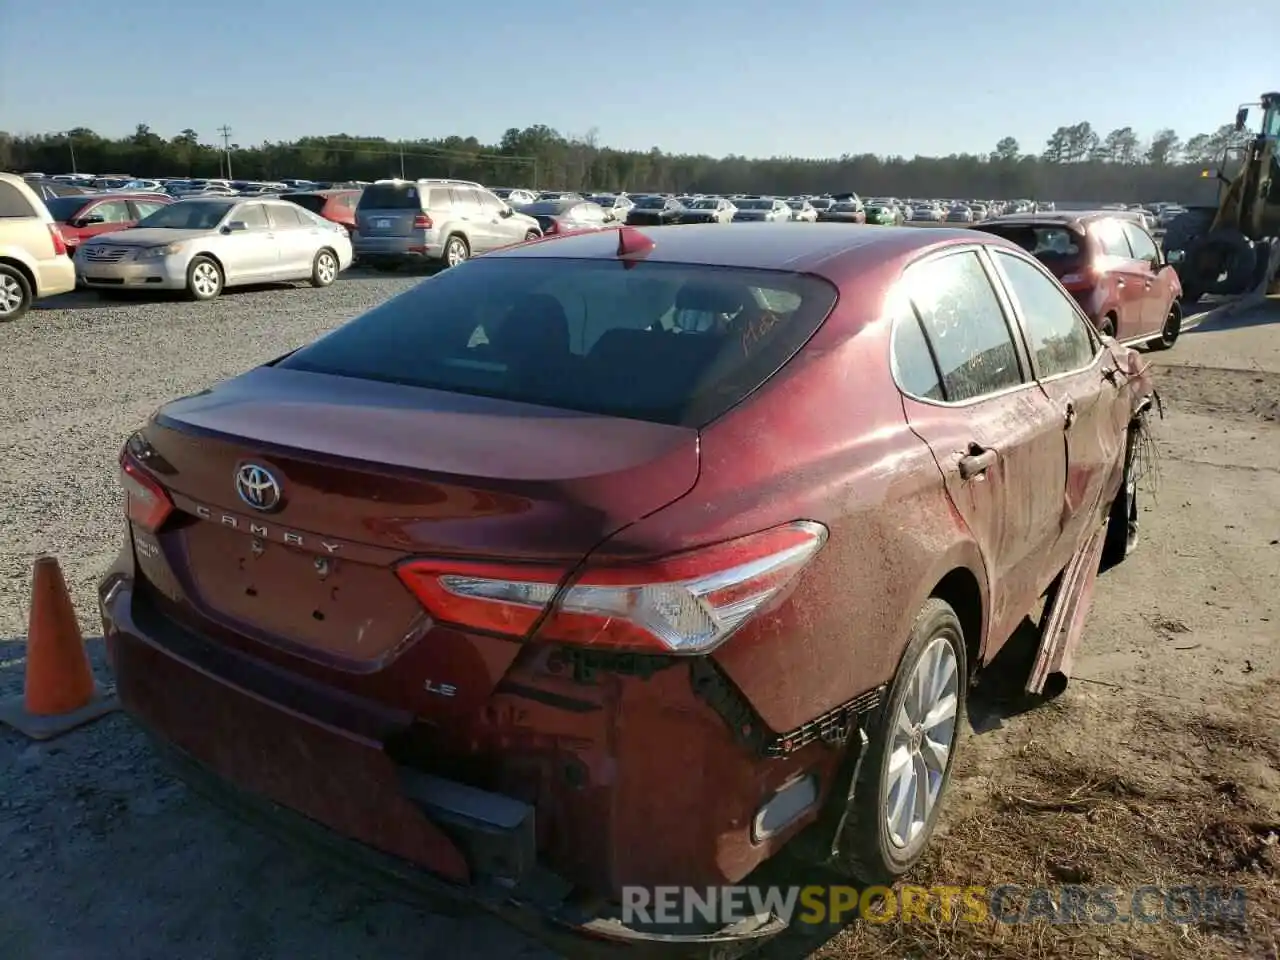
(1, 295, 1277, 960)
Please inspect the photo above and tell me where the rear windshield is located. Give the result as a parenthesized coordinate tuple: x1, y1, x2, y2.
(43, 196, 88, 221)
(357, 183, 422, 210)
(284, 194, 326, 214)
(277, 257, 838, 427)
(979, 224, 1086, 272)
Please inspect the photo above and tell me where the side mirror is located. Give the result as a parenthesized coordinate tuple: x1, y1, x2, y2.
(223, 221, 247, 233)
(1235, 107, 1249, 132)
(498, 206, 513, 218)
(76, 215, 106, 227)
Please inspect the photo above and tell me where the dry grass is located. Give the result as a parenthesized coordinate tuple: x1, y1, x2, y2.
(807, 687, 1280, 960)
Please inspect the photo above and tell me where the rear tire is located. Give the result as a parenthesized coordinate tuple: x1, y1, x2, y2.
(842, 598, 967, 884)
(442, 235, 469, 268)
(185, 256, 223, 301)
(310, 248, 338, 288)
(1101, 412, 1145, 569)
(1149, 302, 1181, 351)
(524, 230, 540, 242)
(0, 264, 32, 322)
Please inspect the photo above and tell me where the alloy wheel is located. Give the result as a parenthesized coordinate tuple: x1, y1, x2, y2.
(882, 635, 960, 851)
(192, 263, 220, 297)
(0, 274, 23, 316)
(317, 253, 337, 284)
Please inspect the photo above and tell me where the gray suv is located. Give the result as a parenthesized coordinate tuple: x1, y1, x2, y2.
(353, 178, 541, 270)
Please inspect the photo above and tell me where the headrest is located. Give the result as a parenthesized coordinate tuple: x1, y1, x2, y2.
(674, 282, 749, 315)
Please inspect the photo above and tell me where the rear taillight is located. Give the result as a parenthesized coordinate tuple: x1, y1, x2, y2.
(48, 224, 67, 257)
(396, 521, 827, 654)
(1058, 265, 1098, 292)
(119, 452, 174, 532)
(412, 213, 433, 229)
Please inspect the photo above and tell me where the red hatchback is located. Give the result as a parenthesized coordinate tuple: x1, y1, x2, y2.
(975, 212, 1183, 350)
(43, 192, 173, 255)
(101, 224, 1154, 948)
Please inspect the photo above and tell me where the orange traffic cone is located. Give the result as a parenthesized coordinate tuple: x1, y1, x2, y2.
(0, 555, 118, 740)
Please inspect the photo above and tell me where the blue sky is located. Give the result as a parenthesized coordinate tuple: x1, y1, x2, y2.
(2, 0, 1274, 159)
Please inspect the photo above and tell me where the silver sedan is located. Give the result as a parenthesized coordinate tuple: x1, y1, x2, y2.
(76, 197, 354, 300)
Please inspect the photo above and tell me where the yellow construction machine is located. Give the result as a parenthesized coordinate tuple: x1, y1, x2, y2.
(1162, 91, 1280, 304)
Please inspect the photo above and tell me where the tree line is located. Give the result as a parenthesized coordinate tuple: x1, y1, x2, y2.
(0, 119, 1253, 202)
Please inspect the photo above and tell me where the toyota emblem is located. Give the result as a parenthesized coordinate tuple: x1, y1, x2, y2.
(235, 463, 282, 512)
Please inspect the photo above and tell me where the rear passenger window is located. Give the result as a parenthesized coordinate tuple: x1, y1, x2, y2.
(0, 182, 37, 218)
(994, 252, 1097, 377)
(1093, 219, 1133, 258)
(890, 298, 944, 401)
(904, 251, 1023, 402)
(450, 188, 482, 214)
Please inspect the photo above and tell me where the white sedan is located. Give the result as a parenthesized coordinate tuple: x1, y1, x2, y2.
(76, 197, 353, 300)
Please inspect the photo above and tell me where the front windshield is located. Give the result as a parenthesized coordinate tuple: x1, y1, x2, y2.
(634, 196, 668, 209)
(786, 201, 806, 209)
(690, 199, 721, 209)
(737, 199, 772, 210)
(137, 200, 233, 230)
(1262, 103, 1280, 138)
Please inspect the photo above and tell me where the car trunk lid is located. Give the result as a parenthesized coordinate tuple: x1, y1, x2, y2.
(138, 365, 700, 673)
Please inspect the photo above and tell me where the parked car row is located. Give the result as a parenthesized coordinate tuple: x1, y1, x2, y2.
(1, 170, 1191, 330)
(0, 173, 356, 317)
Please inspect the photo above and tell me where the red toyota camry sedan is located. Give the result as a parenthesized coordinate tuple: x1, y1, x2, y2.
(101, 223, 1154, 947)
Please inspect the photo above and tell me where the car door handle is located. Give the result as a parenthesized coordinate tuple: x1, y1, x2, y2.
(1064, 400, 1077, 428)
(958, 444, 997, 481)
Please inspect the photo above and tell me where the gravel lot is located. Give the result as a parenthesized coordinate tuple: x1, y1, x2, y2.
(1, 275, 1277, 960)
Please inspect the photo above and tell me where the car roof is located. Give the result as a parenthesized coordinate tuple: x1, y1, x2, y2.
(85, 192, 172, 201)
(981, 211, 1132, 230)
(489, 222, 994, 275)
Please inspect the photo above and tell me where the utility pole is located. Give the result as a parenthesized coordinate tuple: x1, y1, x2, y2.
(398, 143, 405, 179)
(67, 133, 77, 175)
(217, 125, 234, 180)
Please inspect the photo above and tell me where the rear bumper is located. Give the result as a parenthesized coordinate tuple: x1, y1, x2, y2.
(35, 255, 77, 298)
(99, 578, 787, 950)
(352, 235, 443, 261)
